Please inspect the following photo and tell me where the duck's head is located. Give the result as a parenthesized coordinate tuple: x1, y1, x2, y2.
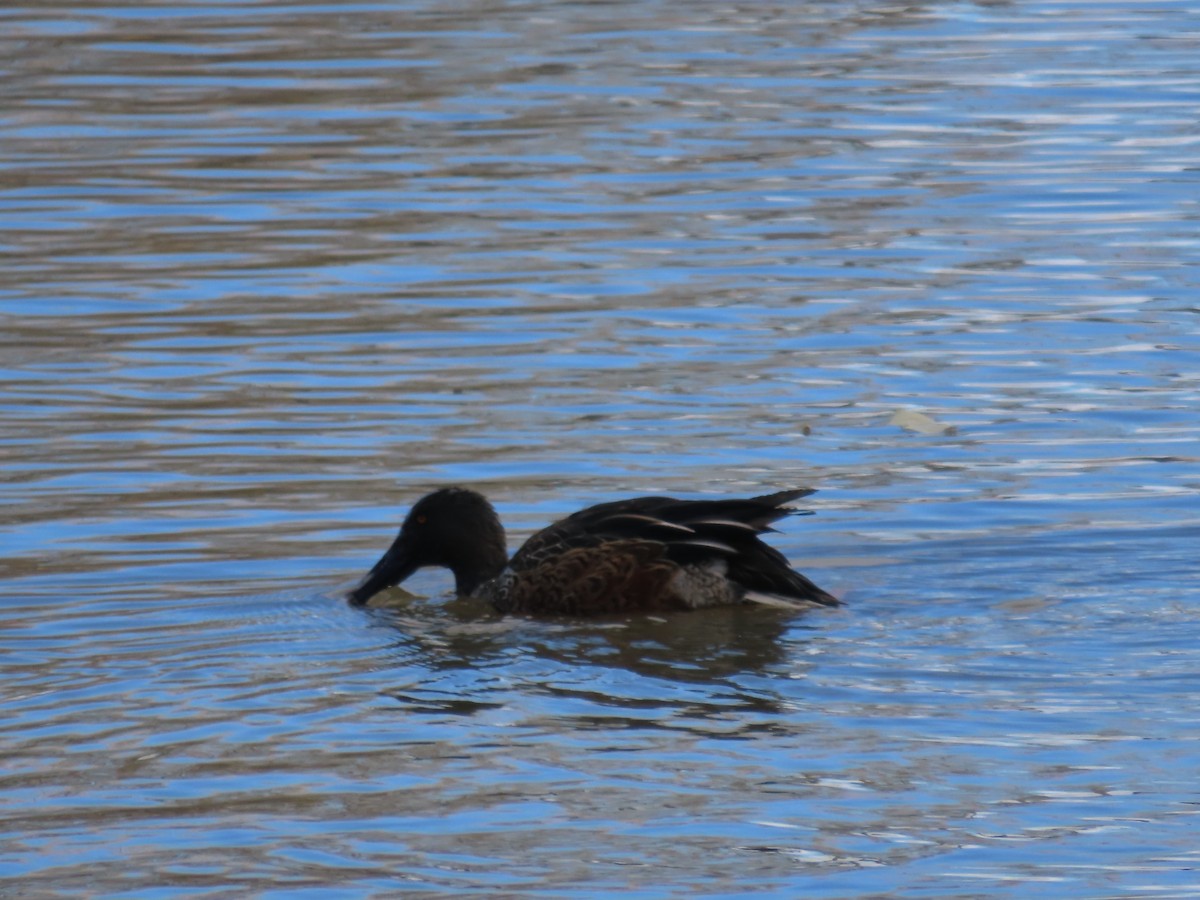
(347, 487, 508, 606)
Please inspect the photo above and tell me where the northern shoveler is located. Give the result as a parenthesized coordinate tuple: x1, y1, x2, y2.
(347, 487, 838, 615)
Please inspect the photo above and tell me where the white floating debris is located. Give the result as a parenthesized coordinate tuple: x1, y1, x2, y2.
(889, 409, 957, 435)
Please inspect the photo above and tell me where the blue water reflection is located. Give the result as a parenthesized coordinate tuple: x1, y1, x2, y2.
(3, 0, 1199, 895)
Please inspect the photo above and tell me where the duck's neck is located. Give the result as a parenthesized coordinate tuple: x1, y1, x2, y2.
(449, 522, 509, 597)
(455, 557, 506, 596)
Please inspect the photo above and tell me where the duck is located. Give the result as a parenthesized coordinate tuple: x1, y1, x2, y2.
(346, 487, 838, 615)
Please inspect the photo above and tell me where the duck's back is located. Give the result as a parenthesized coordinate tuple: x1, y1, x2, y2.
(485, 490, 836, 615)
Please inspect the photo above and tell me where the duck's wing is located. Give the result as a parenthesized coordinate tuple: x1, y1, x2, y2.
(510, 489, 837, 608)
(515, 489, 814, 560)
(643, 489, 836, 608)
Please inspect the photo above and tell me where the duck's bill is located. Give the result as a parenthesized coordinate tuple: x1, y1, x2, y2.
(347, 538, 417, 606)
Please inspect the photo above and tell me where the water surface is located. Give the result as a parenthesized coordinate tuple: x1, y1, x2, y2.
(3, 0, 1199, 896)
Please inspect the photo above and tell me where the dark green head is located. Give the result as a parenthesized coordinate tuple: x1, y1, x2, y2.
(347, 487, 508, 605)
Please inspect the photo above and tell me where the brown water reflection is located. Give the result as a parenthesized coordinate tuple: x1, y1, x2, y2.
(3, 0, 1199, 895)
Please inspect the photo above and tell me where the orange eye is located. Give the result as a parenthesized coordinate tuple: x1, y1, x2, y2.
(416, 515, 427, 524)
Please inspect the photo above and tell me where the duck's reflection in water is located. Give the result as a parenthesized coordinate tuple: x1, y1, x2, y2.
(359, 592, 829, 726)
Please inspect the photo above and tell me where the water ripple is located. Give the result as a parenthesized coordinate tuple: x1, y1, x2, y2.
(3, 0, 1200, 895)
